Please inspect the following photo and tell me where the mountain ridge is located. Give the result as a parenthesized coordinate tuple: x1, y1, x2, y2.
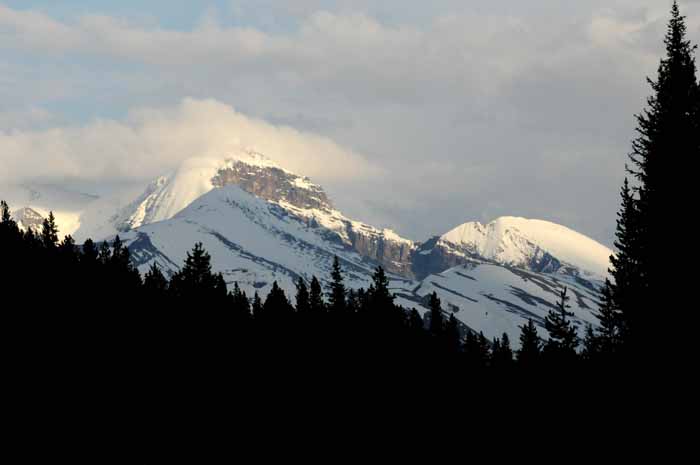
(3, 152, 612, 346)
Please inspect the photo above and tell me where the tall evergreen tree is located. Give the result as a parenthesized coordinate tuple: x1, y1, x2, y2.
(612, 1, 700, 357)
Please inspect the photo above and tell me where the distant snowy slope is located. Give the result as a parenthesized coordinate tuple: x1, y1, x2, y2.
(410, 260, 602, 346)
(0, 184, 97, 237)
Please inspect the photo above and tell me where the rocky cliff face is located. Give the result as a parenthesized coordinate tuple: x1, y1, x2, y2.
(212, 161, 332, 211)
(343, 223, 415, 276)
(210, 160, 418, 275)
(410, 236, 564, 281)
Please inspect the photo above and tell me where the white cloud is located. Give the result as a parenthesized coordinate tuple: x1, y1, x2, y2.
(0, 98, 376, 185)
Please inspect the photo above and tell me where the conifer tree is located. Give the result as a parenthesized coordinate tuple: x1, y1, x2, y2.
(309, 276, 325, 314)
(595, 282, 621, 358)
(428, 292, 443, 338)
(81, 239, 99, 264)
(492, 333, 514, 368)
(295, 277, 311, 314)
(169, 242, 217, 298)
(544, 287, 579, 364)
(1, 201, 11, 224)
(144, 262, 168, 295)
(408, 309, 424, 332)
(369, 267, 393, 310)
(231, 282, 251, 319)
(611, 1, 700, 357)
(58, 235, 78, 259)
(517, 319, 542, 367)
(263, 281, 293, 320)
(328, 256, 346, 313)
(463, 330, 481, 366)
(98, 241, 112, 265)
(40, 212, 59, 248)
(477, 331, 491, 366)
(582, 325, 601, 363)
(445, 314, 461, 354)
(252, 292, 263, 320)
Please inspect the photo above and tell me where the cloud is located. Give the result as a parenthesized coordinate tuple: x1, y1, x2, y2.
(0, 98, 376, 186)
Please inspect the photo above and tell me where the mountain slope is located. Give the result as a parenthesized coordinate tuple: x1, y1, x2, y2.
(406, 259, 602, 345)
(123, 184, 407, 298)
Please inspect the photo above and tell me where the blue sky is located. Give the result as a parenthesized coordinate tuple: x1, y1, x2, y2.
(1, 1, 699, 244)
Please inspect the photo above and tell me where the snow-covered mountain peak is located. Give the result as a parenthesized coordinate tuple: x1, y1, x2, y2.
(439, 216, 612, 278)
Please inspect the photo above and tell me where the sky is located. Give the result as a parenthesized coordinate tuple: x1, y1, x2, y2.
(1, 1, 700, 246)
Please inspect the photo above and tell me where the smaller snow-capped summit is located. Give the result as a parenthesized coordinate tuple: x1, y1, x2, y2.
(13, 207, 45, 232)
(439, 216, 612, 278)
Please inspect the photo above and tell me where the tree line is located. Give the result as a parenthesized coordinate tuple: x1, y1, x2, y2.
(0, 201, 628, 369)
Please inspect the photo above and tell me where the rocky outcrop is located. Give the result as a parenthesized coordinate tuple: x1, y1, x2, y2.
(212, 162, 332, 211)
(344, 224, 415, 276)
(410, 237, 480, 280)
(212, 160, 418, 276)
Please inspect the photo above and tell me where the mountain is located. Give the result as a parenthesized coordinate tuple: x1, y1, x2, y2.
(0, 184, 97, 237)
(2, 151, 612, 346)
(123, 184, 410, 299)
(413, 217, 611, 281)
(79, 150, 416, 275)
